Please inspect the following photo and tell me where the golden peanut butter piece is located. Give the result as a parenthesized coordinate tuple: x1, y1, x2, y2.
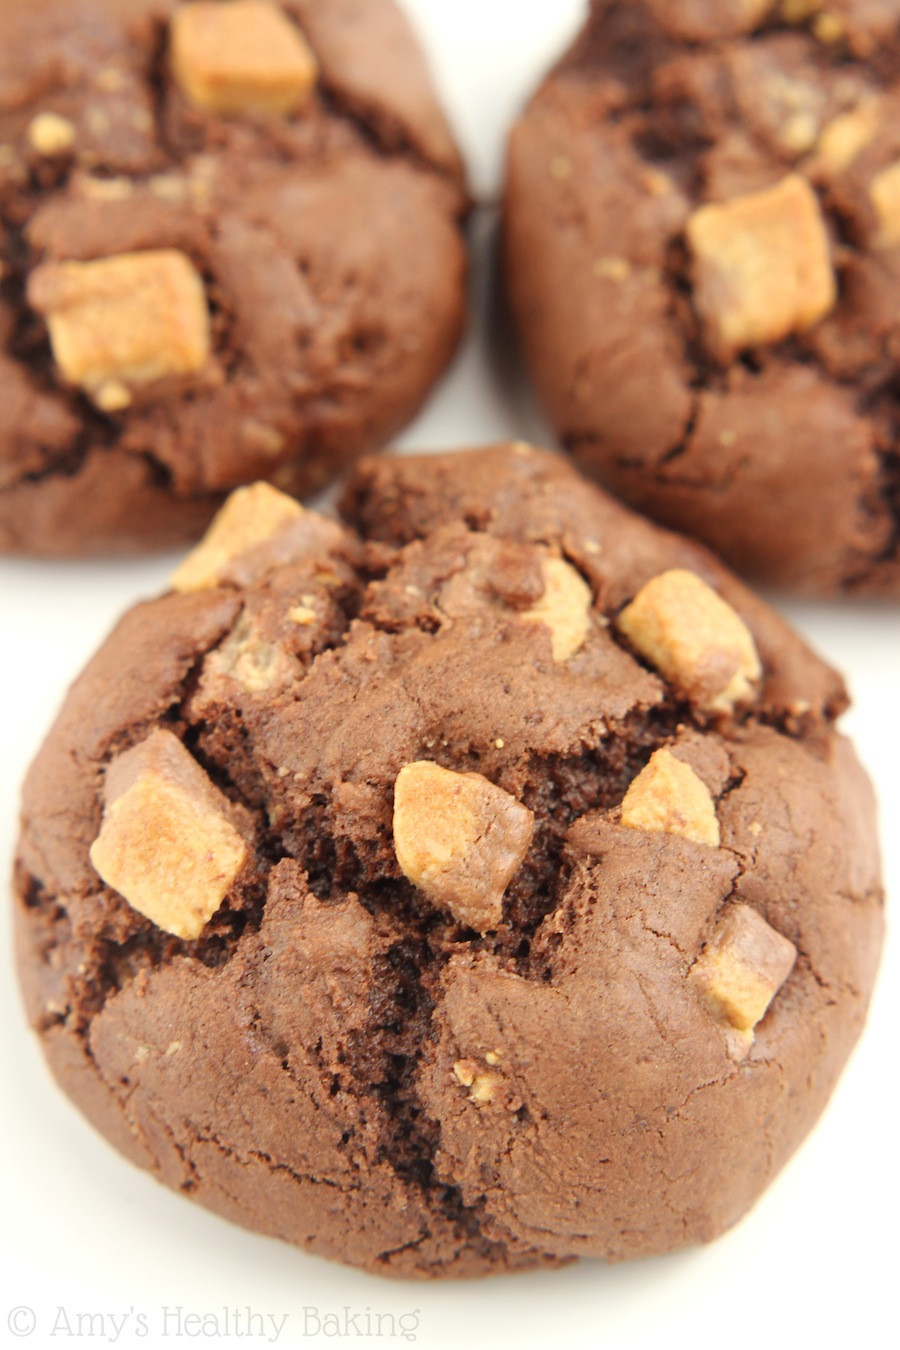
(687, 174, 836, 359)
(452, 1059, 502, 1104)
(869, 161, 900, 248)
(816, 102, 881, 172)
(691, 904, 797, 1032)
(393, 762, 534, 930)
(617, 569, 762, 714)
(89, 729, 248, 940)
(521, 557, 592, 662)
(205, 611, 297, 693)
(621, 748, 720, 847)
(469, 1072, 501, 1103)
(813, 11, 844, 42)
(240, 418, 286, 458)
(28, 250, 210, 406)
(781, 0, 846, 46)
(27, 112, 76, 155)
(171, 1, 318, 116)
(452, 1059, 478, 1087)
(170, 482, 305, 593)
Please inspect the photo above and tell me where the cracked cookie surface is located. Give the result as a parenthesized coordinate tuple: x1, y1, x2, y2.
(0, 0, 466, 555)
(13, 444, 884, 1277)
(505, 0, 900, 595)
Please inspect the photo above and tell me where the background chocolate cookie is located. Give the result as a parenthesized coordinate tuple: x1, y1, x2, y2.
(0, 0, 466, 554)
(505, 0, 900, 595)
(14, 445, 883, 1278)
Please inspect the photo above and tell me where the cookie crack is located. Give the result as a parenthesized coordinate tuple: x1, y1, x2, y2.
(665, 1065, 745, 1123)
(634, 970, 678, 1042)
(637, 919, 688, 963)
(313, 85, 464, 201)
(372, 1233, 430, 1266)
(344, 932, 527, 1271)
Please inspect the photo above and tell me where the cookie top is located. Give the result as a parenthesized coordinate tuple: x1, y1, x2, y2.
(0, 0, 466, 554)
(505, 0, 900, 594)
(15, 446, 883, 1277)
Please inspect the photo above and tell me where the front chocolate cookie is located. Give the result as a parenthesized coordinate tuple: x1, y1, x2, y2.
(505, 0, 900, 595)
(14, 446, 884, 1277)
(0, 0, 466, 554)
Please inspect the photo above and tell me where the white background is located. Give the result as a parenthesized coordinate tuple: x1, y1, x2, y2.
(1, 3, 898, 1348)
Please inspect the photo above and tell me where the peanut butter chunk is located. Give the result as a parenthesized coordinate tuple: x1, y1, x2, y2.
(89, 729, 248, 940)
(28, 250, 210, 407)
(815, 101, 881, 173)
(27, 112, 76, 155)
(687, 174, 836, 359)
(692, 904, 797, 1032)
(170, 482, 306, 593)
(870, 161, 900, 249)
(522, 557, 592, 662)
(452, 1059, 503, 1104)
(393, 762, 534, 930)
(171, 1, 318, 116)
(621, 748, 720, 847)
(617, 569, 762, 713)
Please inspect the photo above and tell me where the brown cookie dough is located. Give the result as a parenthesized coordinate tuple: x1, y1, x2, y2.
(504, 0, 900, 595)
(14, 445, 884, 1277)
(0, 0, 467, 555)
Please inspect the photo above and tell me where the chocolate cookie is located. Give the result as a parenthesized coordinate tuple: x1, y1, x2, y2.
(14, 445, 884, 1277)
(0, 0, 466, 555)
(505, 0, 900, 595)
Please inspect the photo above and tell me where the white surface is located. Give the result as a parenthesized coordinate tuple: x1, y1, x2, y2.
(1, 4, 898, 1349)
